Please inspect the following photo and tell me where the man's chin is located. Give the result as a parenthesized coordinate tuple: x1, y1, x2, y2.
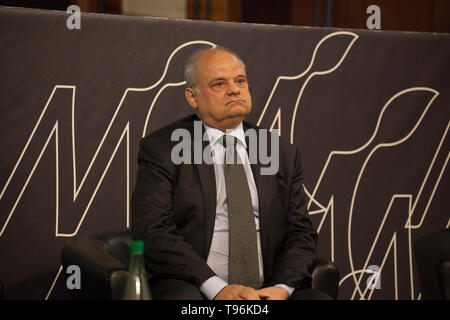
(213, 112, 249, 131)
(226, 104, 251, 117)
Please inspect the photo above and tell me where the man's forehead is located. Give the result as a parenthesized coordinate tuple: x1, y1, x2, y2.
(201, 50, 242, 68)
(199, 51, 245, 76)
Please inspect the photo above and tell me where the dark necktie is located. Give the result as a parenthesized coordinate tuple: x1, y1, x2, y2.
(222, 135, 260, 289)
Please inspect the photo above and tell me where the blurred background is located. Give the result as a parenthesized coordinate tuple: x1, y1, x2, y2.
(1, 0, 449, 33)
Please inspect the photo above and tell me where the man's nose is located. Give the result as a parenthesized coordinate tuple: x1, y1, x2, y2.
(227, 81, 240, 95)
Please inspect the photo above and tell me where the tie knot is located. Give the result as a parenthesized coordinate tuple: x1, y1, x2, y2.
(221, 135, 237, 150)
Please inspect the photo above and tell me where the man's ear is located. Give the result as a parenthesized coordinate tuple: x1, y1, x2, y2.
(185, 87, 198, 110)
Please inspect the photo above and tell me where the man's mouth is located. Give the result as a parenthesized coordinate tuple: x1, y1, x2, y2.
(226, 99, 245, 105)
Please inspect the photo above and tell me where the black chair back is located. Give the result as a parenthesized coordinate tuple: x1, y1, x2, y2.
(414, 228, 450, 300)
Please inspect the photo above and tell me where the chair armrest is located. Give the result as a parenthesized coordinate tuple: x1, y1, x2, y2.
(311, 257, 339, 299)
(60, 232, 130, 299)
(438, 261, 450, 300)
(0, 280, 4, 300)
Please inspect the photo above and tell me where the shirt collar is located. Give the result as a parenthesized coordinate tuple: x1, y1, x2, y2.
(202, 121, 247, 149)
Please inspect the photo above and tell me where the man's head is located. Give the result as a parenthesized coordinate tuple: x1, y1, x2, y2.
(184, 47, 252, 132)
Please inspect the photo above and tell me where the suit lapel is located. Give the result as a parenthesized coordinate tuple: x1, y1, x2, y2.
(197, 167, 216, 256)
(191, 119, 217, 257)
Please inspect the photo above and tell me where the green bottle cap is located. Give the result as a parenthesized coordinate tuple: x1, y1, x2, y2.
(130, 241, 144, 254)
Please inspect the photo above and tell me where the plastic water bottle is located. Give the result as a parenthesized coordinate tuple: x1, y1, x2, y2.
(122, 240, 152, 300)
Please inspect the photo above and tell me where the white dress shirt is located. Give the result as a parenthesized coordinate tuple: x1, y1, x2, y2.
(199, 122, 294, 300)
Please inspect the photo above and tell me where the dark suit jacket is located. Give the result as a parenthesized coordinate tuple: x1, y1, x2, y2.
(131, 114, 318, 288)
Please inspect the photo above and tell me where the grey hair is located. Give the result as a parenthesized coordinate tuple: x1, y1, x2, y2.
(184, 46, 246, 90)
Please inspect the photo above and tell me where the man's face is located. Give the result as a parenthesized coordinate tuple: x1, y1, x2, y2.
(185, 49, 252, 131)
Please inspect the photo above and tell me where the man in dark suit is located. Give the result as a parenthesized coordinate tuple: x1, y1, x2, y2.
(131, 47, 328, 300)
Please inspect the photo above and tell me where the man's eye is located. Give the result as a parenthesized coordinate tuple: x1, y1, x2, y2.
(236, 79, 246, 84)
(214, 82, 224, 87)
